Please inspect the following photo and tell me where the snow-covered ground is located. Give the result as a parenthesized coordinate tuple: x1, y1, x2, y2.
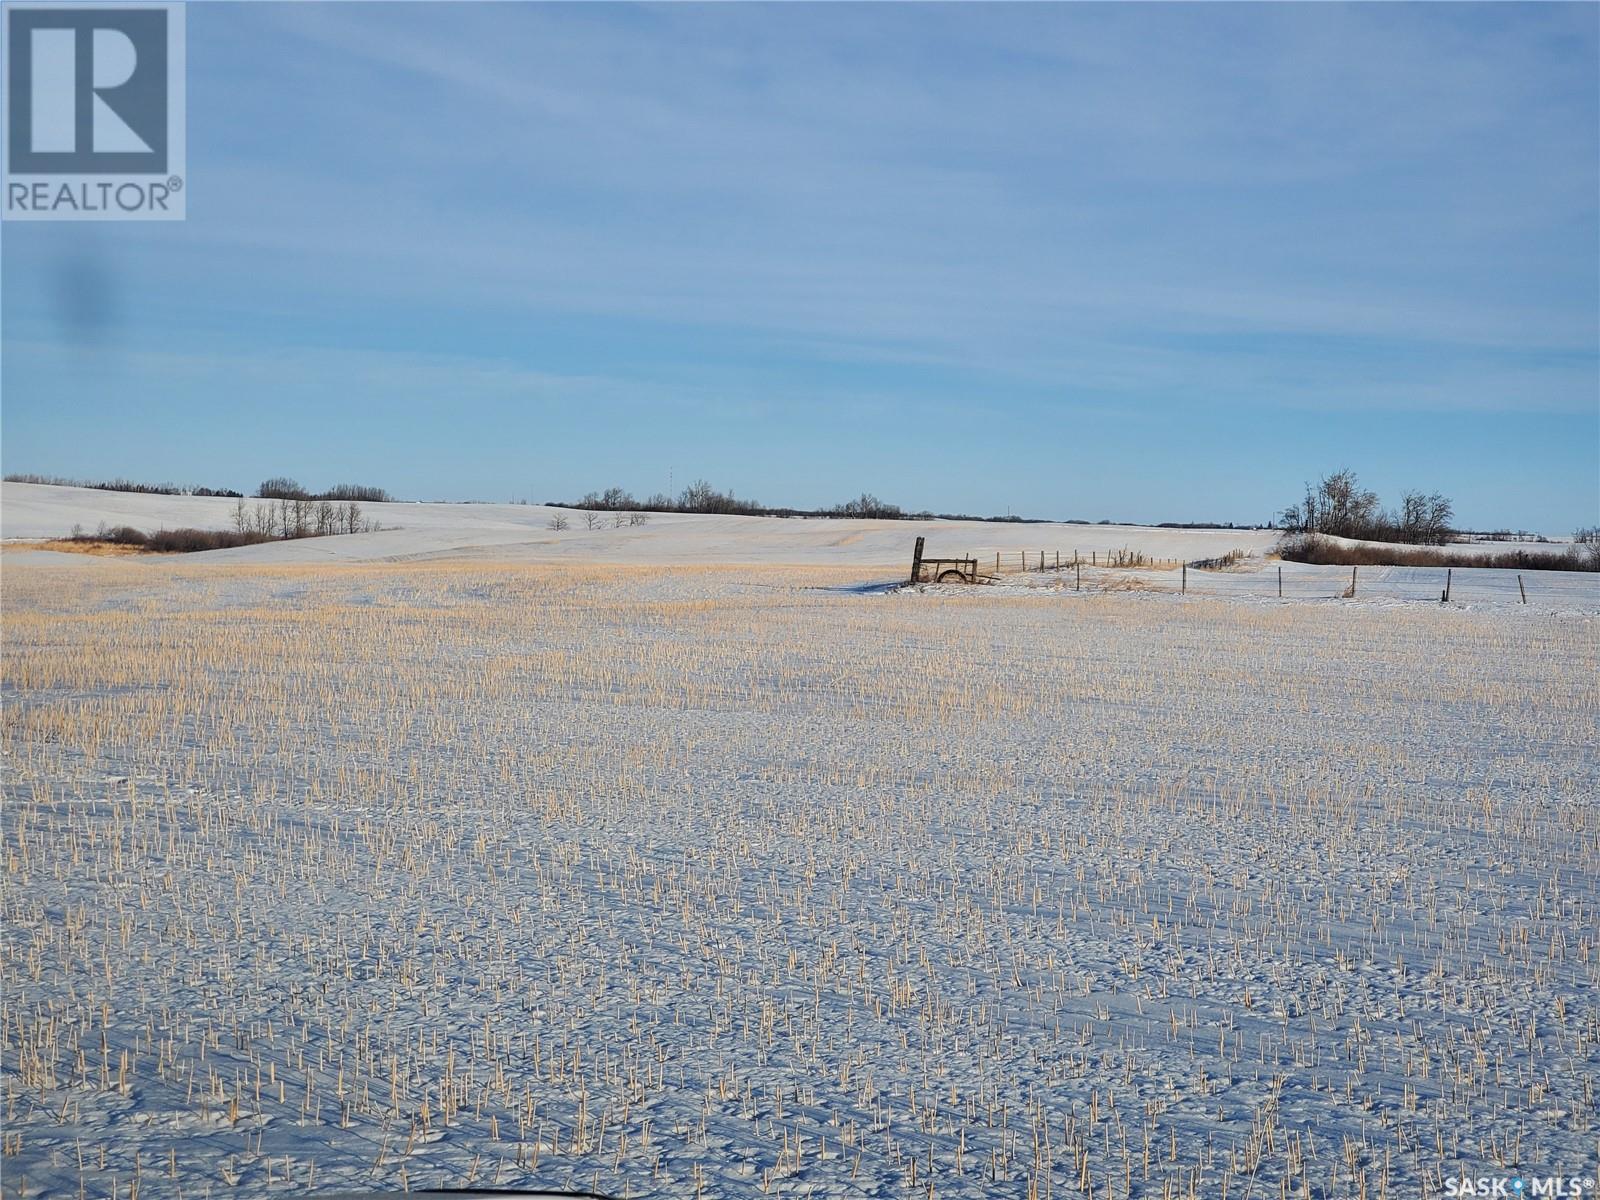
(0, 480, 1291, 565)
(2, 554, 1596, 1200)
(916, 558, 1599, 613)
(6, 484, 1591, 616)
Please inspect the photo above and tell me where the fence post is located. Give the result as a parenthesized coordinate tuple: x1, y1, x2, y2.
(1351, 565, 1357, 597)
(1443, 567, 1451, 603)
(1055, 551, 1060, 570)
(1076, 562, 1081, 591)
(1182, 564, 1186, 594)
(909, 536, 925, 586)
(1518, 574, 1526, 604)
(1277, 566, 1282, 598)
(996, 551, 1000, 574)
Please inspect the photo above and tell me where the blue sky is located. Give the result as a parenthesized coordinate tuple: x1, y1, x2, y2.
(3, 2, 1597, 530)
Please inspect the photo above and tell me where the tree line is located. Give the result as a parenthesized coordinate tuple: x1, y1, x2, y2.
(1279, 470, 1454, 545)
(1277, 469, 1598, 570)
(61, 498, 381, 554)
(255, 477, 392, 503)
(233, 497, 380, 539)
(557, 481, 1046, 523)
(4, 473, 394, 504)
(6, 473, 242, 497)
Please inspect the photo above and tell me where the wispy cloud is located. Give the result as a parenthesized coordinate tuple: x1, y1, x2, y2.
(2, 3, 1595, 525)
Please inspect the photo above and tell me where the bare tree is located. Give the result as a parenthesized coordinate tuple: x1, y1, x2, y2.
(583, 510, 605, 530)
(1575, 527, 1600, 569)
(831, 493, 904, 519)
(1399, 491, 1428, 540)
(679, 479, 716, 512)
(548, 512, 570, 531)
(1315, 469, 1380, 539)
(1423, 493, 1454, 545)
(258, 476, 308, 500)
(1284, 470, 1444, 543)
(323, 484, 391, 503)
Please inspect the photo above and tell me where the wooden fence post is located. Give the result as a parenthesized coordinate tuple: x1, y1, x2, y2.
(995, 551, 1000, 574)
(1277, 566, 1282, 598)
(1518, 574, 1526, 604)
(1182, 564, 1186, 594)
(1076, 562, 1081, 591)
(1351, 565, 1357, 597)
(1442, 568, 1451, 603)
(909, 536, 925, 586)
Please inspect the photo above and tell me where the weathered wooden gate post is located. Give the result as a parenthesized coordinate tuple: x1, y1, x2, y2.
(909, 536, 925, 586)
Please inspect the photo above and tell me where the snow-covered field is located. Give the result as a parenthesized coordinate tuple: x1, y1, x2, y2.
(0, 481, 1296, 566)
(3, 548, 1596, 1200)
(926, 558, 1600, 613)
(6, 482, 1593, 611)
